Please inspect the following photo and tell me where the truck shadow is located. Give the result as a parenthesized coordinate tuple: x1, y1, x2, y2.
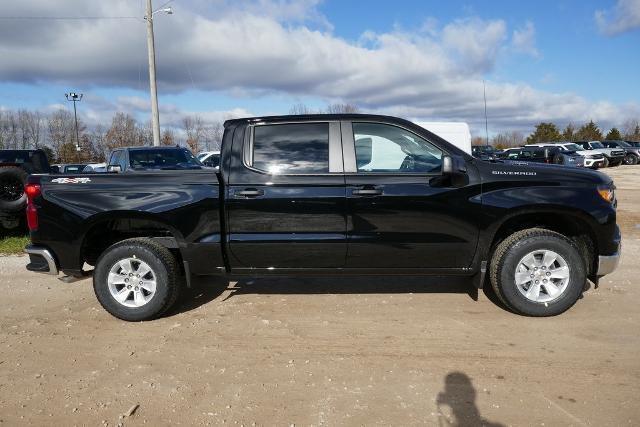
(436, 371, 505, 427)
(169, 275, 511, 316)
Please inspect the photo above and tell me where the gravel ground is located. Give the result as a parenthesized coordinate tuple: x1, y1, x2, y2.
(0, 166, 638, 426)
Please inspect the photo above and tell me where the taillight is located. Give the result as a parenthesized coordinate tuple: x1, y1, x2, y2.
(25, 183, 41, 231)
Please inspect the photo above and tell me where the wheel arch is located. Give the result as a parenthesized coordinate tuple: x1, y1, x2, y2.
(484, 207, 599, 276)
(80, 211, 185, 267)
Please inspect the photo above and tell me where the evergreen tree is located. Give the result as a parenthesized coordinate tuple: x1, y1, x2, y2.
(605, 128, 622, 140)
(562, 123, 576, 141)
(526, 122, 562, 143)
(575, 120, 603, 141)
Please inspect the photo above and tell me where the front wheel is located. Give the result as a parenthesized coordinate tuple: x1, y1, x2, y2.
(93, 238, 181, 321)
(623, 154, 638, 165)
(490, 228, 586, 316)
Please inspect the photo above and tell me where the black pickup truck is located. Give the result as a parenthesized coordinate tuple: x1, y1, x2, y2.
(24, 114, 621, 321)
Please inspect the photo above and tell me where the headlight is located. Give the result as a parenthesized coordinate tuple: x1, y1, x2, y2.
(597, 185, 615, 204)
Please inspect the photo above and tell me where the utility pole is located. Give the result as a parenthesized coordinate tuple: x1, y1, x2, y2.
(145, 0, 161, 146)
(65, 92, 83, 162)
(483, 80, 489, 147)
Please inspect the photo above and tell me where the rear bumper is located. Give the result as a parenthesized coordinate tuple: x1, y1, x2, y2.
(25, 245, 59, 275)
(596, 226, 621, 276)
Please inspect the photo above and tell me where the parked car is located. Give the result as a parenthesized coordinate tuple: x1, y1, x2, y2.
(525, 142, 604, 169)
(0, 149, 50, 229)
(58, 164, 88, 174)
(625, 140, 640, 148)
(495, 148, 522, 160)
(24, 114, 620, 320)
(471, 145, 495, 160)
(575, 141, 625, 167)
(196, 151, 221, 169)
(82, 163, 107, 173)
(601, 140, 639, 165)
(517, 146, 583, 167)
(107, 146, 204, 172)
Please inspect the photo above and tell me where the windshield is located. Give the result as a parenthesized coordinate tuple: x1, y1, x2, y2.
(129, 149, 202, 170)
(615, 141, 631, 147)
(564, 144, 582, 151)
(590, 142, 604, 149)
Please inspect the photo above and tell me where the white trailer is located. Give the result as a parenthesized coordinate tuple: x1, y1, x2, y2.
(413, 121, 472, 155)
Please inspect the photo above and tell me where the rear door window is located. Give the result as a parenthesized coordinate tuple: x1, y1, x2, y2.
(251, 123, 329, 174)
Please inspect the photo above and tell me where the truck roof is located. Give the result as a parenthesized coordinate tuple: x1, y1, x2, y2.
(225, 113, 422, 128)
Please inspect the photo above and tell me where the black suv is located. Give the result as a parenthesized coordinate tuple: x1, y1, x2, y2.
(0, 149, 51, 229)
(107, 146, 203, 172)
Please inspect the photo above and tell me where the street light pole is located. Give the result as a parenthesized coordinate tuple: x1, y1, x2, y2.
(145, 0, 161, 146)
(65, 92, 83, 162)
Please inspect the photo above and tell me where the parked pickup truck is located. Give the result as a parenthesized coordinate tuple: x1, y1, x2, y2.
(24, 114, 621, 321)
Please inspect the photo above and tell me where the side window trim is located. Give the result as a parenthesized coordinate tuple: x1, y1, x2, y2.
(244, 121, 343, 175)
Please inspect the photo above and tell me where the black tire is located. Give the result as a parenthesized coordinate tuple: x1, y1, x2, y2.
(0, 166, 28, 212)
(93, 238, 181, 321)
(623, 154, 638, 165)
(602, 158, 609, 168)
(490, 228, 586, 317)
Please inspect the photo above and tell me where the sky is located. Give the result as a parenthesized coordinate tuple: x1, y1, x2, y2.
(0, 0, 639, 137)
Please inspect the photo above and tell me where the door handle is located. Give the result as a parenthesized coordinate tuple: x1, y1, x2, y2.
(235, 188, 264, 198)
(352, 187, 383, 196)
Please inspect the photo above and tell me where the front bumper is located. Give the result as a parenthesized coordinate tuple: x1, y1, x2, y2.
(584, 158, 605, 168)
(25, 245, 59, 275)
(596, 226, 621, 276)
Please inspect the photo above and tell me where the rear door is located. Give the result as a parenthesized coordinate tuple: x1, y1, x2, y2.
(342, 120, 480, 269)
(226, 121, 347, 270)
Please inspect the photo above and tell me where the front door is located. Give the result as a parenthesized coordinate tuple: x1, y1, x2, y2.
(226, 121, 347, 270)
(342, 121, 480, 269)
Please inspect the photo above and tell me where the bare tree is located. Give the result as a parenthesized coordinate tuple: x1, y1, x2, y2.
(183, 115, 205, 153)
(19, 110, 43, 148)
(203, 121, 224, 151)
(105, 112, 139, 151)
(621, 118, 640, 141)
(161, 128, 176, 146)
(491, 131, 524, 149)
(47, 109, 75, 160)
(326, 103, 360, 114)
(289, 103, 314, 115)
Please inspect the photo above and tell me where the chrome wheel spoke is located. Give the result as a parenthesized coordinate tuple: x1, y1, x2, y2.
(133, 290, 146, 306)
(542, 251, 558, 268)
(114, 288, 131, 303)
(140, 280, 156, 293)
(108, 272, 127, 285)
(543, 282, 561, 298)
(550, 266, 569, 280)
(118, 259, 134, 274)
(520, 253, 537, 269)
(515, 271, 532, 285)
(525, 283, 541, 300)
(136, 263, 152, 278)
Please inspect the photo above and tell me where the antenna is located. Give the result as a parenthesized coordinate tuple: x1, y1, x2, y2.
(483, 80, 489, 146)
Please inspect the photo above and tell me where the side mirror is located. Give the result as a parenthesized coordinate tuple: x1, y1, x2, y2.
(107, 165, 122, 173)
(442, 155, 467, 175)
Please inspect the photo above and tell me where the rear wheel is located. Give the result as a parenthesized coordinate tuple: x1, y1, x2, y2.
(0, 166, 28, 212)
(93, 238, 181, 321)
(490, 228, 586, 316)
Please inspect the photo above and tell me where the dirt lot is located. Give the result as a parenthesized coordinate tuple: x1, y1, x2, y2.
(1, 167, 639, 426)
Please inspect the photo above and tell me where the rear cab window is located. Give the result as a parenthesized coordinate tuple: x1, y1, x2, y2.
(250, 123, 330, 174)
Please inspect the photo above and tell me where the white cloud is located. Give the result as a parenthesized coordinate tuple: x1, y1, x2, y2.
(0, 0, 637, 135)
(596, 0, 640, 36)
(511, 21, 540, 58)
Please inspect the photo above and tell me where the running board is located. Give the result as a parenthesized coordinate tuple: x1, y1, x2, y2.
(58, 271, 92, 283)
